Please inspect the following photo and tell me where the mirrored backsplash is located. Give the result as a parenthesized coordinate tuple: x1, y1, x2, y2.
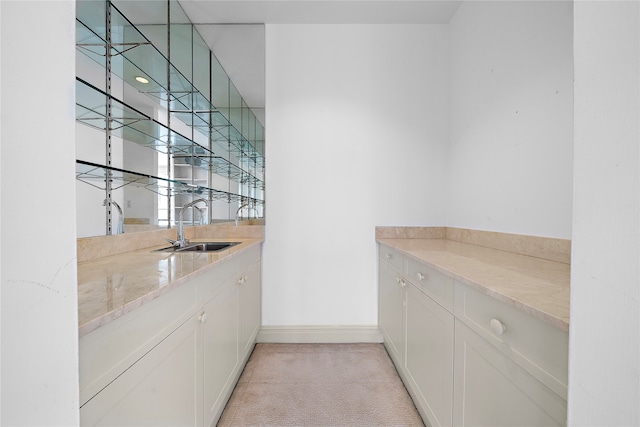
(75, 0, 265, 238)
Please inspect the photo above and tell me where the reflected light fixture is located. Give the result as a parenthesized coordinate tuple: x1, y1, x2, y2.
(135, 76, 149, 84)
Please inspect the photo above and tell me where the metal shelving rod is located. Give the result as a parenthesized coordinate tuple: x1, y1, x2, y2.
(105, 1, 113, 236)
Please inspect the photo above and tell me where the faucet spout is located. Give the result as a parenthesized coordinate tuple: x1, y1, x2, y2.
(235, 203, 246, 227)
(103, 199, 124, 234)
(176, 198, 209, 248)
(235, 202, 257, 226)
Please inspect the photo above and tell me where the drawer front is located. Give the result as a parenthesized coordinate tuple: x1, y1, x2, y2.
(406, 257, 454, 312)
(454, 282, 569, 398)
(235, 244, 261, 272)
(453, 320, 567, 427)
(379, 244, 404, 273)
(79, 281, 198, 406)
(196, 256, 237, 305)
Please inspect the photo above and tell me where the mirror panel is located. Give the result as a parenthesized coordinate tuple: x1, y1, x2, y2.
(75, 0, 264, 237)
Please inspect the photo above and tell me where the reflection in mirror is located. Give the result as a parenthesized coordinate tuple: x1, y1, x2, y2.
(75, 0, 265, 238)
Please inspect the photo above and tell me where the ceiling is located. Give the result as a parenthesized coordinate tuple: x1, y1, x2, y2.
(161, 1, 464, 126)
(178, 1, 463, 25)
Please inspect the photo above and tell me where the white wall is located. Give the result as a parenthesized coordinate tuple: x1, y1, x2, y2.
(569, 2, 640, 425)
(0, 1, 79, 426)
(448, 1, 574, 239)
(263, 24, 449, 327)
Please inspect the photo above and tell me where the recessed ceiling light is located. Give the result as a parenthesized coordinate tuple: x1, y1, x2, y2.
(135, 76, 149, 84)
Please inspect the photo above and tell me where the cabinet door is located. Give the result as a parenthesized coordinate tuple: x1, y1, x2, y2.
(80, 314, 202, 427)
(379, 259, 404, 366)
(453, 320, 567, 427)
(405, 283, 454, 427)
(202, 282, 240, 427)
(239, 260, 261, 358)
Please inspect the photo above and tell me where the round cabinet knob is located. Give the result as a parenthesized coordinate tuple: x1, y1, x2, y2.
(385, 253, 393, 259)
(417, 273, 425, 281)
(490, 318, 507, 335)
(199, 312, 208, 324)
(396, 277, 402, 284)
(400, 280, 406, 288)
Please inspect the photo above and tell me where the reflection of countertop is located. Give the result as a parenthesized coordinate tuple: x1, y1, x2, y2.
(78, 238, 262, 336)
(377, 238, 570, 331)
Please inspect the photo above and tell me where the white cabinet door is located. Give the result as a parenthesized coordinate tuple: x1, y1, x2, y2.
(202, 281, 240, 427)
(453, 320, 567, 427)
(239, 260, 261, 358)
(405, 283, 454, 427)
(80, 314, 202, 427)
(379, 259, 405, 367)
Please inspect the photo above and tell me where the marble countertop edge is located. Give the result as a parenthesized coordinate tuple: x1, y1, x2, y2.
(78, 239, 263, 336)
(377, 238, 570, 332)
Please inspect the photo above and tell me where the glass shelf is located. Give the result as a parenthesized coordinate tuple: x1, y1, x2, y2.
(76, 160, 264, 204)
(210, 157, 264, 188)
(76, 78, 211, 159)
(77, 160, 191, 196)
(76, 1, 264, 163)
(77, 78, 264, 188)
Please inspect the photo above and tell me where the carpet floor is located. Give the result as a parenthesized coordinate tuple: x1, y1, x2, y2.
(217, 343, 425, 427)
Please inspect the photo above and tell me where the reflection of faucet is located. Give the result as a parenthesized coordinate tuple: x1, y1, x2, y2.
(235, 202, 257, 226)
(172, 198, 209, 248)
(103, 199, 124, 234)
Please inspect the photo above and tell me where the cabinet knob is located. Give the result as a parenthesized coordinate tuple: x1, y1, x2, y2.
(417, 272, 425, 281)
(199, 312, 208, 324)
(238, 275, 246, 285)
(385, 253, 393, 259)
(490, 318, 507, 335)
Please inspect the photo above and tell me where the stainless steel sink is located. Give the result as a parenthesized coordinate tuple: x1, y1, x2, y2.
(154, 241, 240, 253)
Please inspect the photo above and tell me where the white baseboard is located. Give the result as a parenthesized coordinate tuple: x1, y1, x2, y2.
(257, 325, 383, 344)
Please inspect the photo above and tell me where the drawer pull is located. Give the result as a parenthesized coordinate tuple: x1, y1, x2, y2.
(385, 253, 393, 259)
(416, 272, 425, 281)
(490, 318, 507, 335)
(199, 312, 208, 324)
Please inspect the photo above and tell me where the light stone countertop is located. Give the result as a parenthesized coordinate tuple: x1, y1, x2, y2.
(377, 238, 570, 331)
(77, 238, 263, 336)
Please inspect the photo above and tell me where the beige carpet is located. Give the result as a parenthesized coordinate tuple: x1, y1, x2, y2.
(217, 343, 425, 427)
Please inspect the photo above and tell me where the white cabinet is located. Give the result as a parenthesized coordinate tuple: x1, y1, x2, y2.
(378, 249, 405, 367)
(80, 245, 262, 427)
(453, 281, 568, 427)
(202, 281, 240, 427)
(201, 245, 261, 427)
(405, 282, 454, 427)
(79, 281, 199, 407)
(80, 313, 203, 427)
(453, 282, 569, 399)
(453, 320, 567, 426)
(379, 244, 455, 427)
(239, 259, 261, 355)
(377, 243, 568, 427)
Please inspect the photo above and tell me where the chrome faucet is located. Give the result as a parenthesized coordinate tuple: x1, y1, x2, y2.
(171, 198, 209, 248)
(235, 202, 257, 226)
(193, 205, 206, 225)
(103, 199, 124, 234)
